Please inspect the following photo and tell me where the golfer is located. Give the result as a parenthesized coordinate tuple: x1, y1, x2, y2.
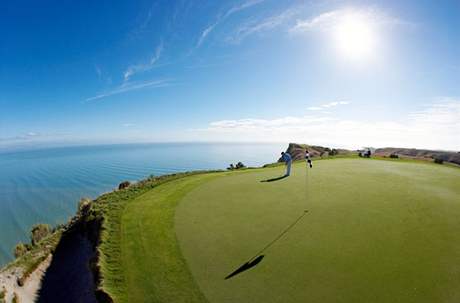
(281, 151, 292, 176)
(305, 150, 313, 168)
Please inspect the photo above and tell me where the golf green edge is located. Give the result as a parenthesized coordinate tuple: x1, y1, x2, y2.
(96, 172, 223, 303)
(96, 157, 460, 303)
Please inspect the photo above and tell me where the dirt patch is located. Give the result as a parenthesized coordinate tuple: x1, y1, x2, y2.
(0, 254, 52, 303)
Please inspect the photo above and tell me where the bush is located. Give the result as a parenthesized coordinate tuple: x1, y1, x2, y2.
(0, 287, 6, 300)
(434, 158, 444, 164)
(118, 181, 131, 190)
(30, 224, 51, 246)
(227, 162, 246, 170)
(78, 197, 91, 211)
(330, 149, 338, 156)
(14, 242, 28, 258)
(389, 154, 399, 159)
(236, 162, 245, 169)
(12, 293, 19, 303)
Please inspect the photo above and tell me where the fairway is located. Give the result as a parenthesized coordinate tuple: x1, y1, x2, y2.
(175, 159, 460, 303)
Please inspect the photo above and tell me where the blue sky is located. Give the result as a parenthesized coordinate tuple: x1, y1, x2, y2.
(1, 0, 459, 151)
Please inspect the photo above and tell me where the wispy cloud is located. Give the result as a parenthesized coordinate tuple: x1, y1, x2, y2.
(192, 99, 460, 150)
(85, 78, 174, 102)
(307, 101, 350, 110)
(124, 41, 164, 81)
(0, 132, 71, 149)
(290, 8, 409, 34)
(123, 123, 135, 127)
(227, 7, 298, 44)
(95, 65, 102, 79)
(197, 0, 265, 47)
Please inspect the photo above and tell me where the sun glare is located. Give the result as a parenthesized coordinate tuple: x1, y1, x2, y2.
(333, 12, 377, 60)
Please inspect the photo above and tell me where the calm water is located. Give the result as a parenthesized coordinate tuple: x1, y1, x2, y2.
(0, 143, 285, 266)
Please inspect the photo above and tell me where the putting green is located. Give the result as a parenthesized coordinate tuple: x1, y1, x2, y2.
(175, 159, 460, 303)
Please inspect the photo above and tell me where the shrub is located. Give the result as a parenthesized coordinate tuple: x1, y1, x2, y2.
(12, 293, 19, 303)
(330, 149, 338, 156)
(389, 154, 399, 159)
(434, 158, 444, 164)
(14, 242, 28, 258)
(235, 162, 246, 169)
(0, 287, 6, 300)
(227, 162, 246, 170)
(78, 197, 91, 211)
(30, 224, 51, 246)
(118, 181, 131, 190)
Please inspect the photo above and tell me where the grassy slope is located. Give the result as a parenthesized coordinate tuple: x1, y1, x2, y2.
(119, 174, 220, 302)
(2, 230, 62, 282)
(176, 159, 460, 303)
(95, 172, 222, 302)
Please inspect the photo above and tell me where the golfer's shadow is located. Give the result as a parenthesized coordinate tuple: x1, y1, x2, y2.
(260, 175, 288, 182)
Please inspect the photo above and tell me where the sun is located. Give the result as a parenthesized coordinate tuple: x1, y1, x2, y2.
(333, 12, 377, 60)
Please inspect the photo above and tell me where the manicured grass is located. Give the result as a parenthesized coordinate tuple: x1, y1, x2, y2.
(176, 159, 460, 303)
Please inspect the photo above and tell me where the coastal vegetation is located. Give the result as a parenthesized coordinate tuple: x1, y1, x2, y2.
(227, 162, 246, 170)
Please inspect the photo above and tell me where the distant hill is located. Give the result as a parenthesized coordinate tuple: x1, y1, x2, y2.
(374, 148, 460, 165)
(280, 143, 353, 161)
(280, 143, 460, 166)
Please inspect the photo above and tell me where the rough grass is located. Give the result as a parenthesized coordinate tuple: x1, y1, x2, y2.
(3, 230, 62, 283)
(93, 171, 221, 302)
(118, 174, 222, 302)
(176, 159, 460, 303)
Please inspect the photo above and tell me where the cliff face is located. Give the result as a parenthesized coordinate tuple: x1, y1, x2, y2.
(374, 148, 460, 165)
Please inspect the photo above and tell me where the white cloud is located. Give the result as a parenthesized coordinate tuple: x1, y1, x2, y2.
(0, 132, 72, 150)
(124, 41, 164, 81)
(192, 99, 460, 151)
(227, 7, 298, 43)
(308, 101, 350, 110)
(291, 10, 339, 32)
(290, 8, 407, 34)
(197, 0, 265, 47)
(85, 79, 173, 102)
(197, 24, 218, 47)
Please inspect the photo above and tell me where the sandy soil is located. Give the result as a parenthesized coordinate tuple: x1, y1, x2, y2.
(0, 254, 52, 303)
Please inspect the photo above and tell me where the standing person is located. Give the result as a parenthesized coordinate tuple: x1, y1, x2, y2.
(305, 150, 313, 168)
(281, 151, 292, 176)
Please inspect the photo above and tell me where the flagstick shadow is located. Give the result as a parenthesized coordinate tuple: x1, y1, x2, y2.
(224, 210, 309, 280)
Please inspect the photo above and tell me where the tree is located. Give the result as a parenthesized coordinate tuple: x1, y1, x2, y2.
(30, 224, 51, 246)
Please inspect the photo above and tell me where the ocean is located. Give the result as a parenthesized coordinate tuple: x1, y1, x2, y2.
(0, 142, 285, 266)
